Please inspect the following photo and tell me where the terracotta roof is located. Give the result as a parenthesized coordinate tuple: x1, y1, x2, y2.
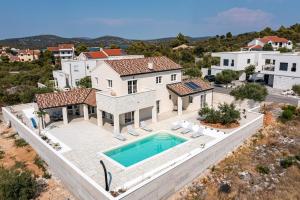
(47, 47, 59, 52)
(259, 36, 289, 43)
(36, 88, 97, 109)
(83, 51, 108, 59)
(105, 56, 182, 77)
(18, 49, 40, 56)
(103, 49, 123, 56)
(244, 45, 263, 50)
(58, 44, 74, 49)
(167, 78, 213, 96)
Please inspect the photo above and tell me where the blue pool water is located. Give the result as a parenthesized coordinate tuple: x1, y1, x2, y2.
(104, 133, 187, 167)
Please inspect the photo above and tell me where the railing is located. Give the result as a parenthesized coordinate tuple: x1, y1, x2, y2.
(96, 89, 156, 114)
(262, 64, 275, 71)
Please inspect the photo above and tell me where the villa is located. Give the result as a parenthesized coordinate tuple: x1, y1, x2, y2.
(209, 51, 300, 90)
(47, 43, 75, 61)
(243, 35, 293, 51)
(53, 48, 144, 90)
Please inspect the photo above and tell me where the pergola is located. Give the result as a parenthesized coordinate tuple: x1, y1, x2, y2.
(35, 88, 97, 125)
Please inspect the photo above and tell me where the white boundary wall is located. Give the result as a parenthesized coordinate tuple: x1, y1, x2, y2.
(3, 106, 263, 200)
(2, 107, 113, 200)
(119, 109, 263, 200)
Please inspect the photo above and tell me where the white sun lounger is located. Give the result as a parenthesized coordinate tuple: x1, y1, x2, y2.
(140, 121, 153, 132)
(180, 122, 193, 134)
(191, 125, 204, 138)
(113, 133, 127, 141)
(127, 125, 140, 136)
(171, 120, 183, 130)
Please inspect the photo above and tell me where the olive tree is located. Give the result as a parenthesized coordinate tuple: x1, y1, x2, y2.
(230, 83, 268, 102)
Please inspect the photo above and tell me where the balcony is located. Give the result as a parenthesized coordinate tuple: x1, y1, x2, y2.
(96, 89, 156, 114)
(262, 64, 275, 72)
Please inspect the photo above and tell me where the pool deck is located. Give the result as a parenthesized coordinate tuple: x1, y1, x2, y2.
(40, 109, 260, 191)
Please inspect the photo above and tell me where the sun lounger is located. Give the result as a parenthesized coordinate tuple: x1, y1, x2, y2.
(191, 125, 204, 138)
(171, 120, 183, 130)
(180, 122, 193, 134)
(140, 121, 153, 132)
(113, 133, 127, 141)
(127, 125, 140, 136)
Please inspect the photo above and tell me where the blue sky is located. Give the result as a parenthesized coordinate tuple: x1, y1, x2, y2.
(1, 0, 299, 40)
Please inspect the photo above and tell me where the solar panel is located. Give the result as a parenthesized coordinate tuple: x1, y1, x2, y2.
(184, 82, 201, 90)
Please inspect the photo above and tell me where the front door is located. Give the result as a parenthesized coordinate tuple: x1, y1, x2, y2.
(125, 111, 134, 124)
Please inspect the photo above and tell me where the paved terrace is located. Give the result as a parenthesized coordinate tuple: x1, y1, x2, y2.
(37, 108, 260, 191)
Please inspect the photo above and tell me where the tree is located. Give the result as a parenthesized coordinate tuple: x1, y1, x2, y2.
(230, 83, 268, 102)
(244, 65, 255, 80)
(226, 32, 233, 39)
(0, 55, 9, 63)
(34, 110, 47, 135)
(278, 47, 291, 53)
(292, 84, 300, 96)
(0, 166, 39, 200)
(180, 50, 194, 63)
(262, 43, 274, 51)
(77, 76, 92, 88)
(184, 67, 202, 78)
(176, 33, 188, 44)
(110, 44, 120, 49)
(215, 70, 239, 86)
(75, 44, 88, 55)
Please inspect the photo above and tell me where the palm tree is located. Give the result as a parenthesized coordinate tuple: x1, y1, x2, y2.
(34, 110, 47, 135)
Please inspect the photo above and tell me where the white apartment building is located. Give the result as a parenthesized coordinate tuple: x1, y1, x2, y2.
(260, 53, 300, 90)
(210, 51, 300, 90)
(53, 49, 144, 90)
(47, 44, 75, 60)
(243, 36, 293, 51)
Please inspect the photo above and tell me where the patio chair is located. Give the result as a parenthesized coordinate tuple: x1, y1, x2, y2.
(127, 125, 140, 136)
(140, 121, 153, 132)
(171, 120, 183, 130)
(113, 133, 127, 141)
(191, 125, 204, 138)
(180, 122, 193, 134)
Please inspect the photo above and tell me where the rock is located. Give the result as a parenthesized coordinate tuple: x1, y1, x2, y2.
(219, 181, 231, 193)
(238, 171, 251, 181)
(252, 185, 263, 192)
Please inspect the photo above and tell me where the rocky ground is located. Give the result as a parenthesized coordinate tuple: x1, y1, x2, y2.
(0, 123, 75, 200)
(171, 103, 300, 200)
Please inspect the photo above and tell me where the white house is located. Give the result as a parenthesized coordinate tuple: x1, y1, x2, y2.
(243, 36, 293, 51)
(210, 51, 300, 90)
(47, 44, 75, 60)
(37, 56, 214, 134)
(53, 49, 144, 90)
(260, 53, 300, 90)
(210, 51, 280, 80)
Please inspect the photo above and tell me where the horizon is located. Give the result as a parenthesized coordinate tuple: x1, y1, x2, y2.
(1, 0, 300, 40)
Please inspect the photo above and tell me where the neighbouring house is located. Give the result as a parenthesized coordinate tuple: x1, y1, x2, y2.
(172, 44, 195, 50)
(17, 49, 40, 62)
(210, 51, 300, 90)
(37, 56, 213, 134)
(47, 44, 75, 61)
(243, 36, 293, 51)
(53, 48, 144, 90)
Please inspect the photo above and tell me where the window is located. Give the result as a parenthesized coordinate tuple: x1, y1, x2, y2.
(74, 66, 79, 72)
(231, 60, 234, 67)
(95, 77, 98, 85)
(156, 76, 162, 84)
(107, 79, 112, 88)
(75, 79, 80, 86)
(247, 59, 251, 64)
(279, 62, 288, 71)
(171, 74, 177, 81)
(125, 111, 134, 123)
(128, 80, 137, 94)
(272, 60, 276, 65)
(223, 59, 229, 66)
(291, 63, 297, 72)
(200, 94, 206, 108)
(189, 96, 193, 103)
(169, 94, 172, 100)
(87, 65, 89, 70)
(265, 59, 271, 65)
(156, 100, 160, 113)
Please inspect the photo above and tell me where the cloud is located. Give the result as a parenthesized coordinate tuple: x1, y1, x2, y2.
(207, 7, 274, 29)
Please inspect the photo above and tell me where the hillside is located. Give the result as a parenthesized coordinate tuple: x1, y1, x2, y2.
(0, 35, 209, 49)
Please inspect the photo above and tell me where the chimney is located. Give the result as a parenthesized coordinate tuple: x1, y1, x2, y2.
(148, 62, 154, 70)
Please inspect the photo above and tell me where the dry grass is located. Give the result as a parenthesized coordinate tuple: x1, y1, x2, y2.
(172, 105, 300, 200)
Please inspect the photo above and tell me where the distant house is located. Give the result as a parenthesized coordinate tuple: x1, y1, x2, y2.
(243, 36, 293, 51)
(47, 44, 75, 60)
(172, 44, 195, 50)
(17, 49, 40, 62)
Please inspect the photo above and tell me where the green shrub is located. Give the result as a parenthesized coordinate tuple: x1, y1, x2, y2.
(215, 69, 239, 85)
(280, 157, 296, 168)
(0, 166, 39, 200)
(230, 83, 268, 102)
(292, 84, 300, 96)
(256, 165, 270, 174)
(34, 156, 46, 172)
(281, 109, 294, 121)
(0, 150, 4, 159)
(42, 172, 52, 179)
(13, 161, 27, 170)
(14, 138, 28, 147)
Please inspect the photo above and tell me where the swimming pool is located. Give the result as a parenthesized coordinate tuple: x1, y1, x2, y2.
(104, 132, 187, 167)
